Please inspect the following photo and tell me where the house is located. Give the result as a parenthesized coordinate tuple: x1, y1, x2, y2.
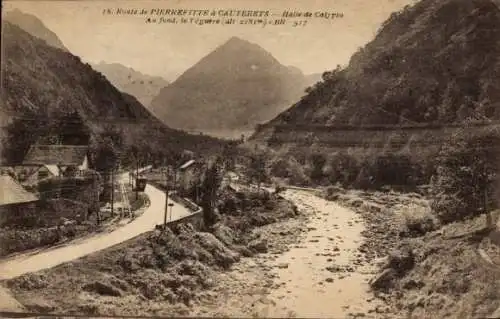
(0, 174, 39, 227)
(19, 145, 89, 186)
(177, 159, 203, 193)
(15, 164, 61, 187)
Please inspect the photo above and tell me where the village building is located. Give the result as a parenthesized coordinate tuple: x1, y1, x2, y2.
(177, 159, 203, 195)
(17, 145, 90, 186)
(0, 174, 39, 227)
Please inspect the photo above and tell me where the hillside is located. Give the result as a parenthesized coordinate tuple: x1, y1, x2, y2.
(149, 37, 308, 135)
(90, 62, 170, 107)
(3, 9, 68, 52)
(253, 0, 500, 143)
(0, 21, 226, 165)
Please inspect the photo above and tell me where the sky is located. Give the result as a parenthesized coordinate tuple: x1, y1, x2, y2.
(4, 0, 417, 81)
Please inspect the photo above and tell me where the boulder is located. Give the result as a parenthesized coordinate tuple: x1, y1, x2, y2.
(248, 238, 269, 253)
(194, 232, 240, 268)
(233, 244, 255, 257)
(82, 281, 123, 297)
(387, 246, 415, 274)
(24, 297, 56, 313)
(212, 223, 235, 246)
(370, 268, 397, 291)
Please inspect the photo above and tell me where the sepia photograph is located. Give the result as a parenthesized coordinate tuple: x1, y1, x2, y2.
(1, 0, 500, 317)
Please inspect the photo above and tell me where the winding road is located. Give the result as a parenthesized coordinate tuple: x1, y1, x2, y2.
(0, 172, 192, 281)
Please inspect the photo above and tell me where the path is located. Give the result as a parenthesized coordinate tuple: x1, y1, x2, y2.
(0, 182, 192, 280)
(258, 189, 381, 318)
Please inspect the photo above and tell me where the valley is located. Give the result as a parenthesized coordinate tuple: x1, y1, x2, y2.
(2, 0, 500, 318)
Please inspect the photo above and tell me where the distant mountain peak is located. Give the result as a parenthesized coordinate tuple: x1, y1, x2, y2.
(225, 36, 247, 44)
(90, 61, 170, 107)
(149, 37, 309, 135)
(216, 36, 268, 54)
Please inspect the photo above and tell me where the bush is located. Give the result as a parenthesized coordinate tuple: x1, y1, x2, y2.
(326, 153, 360, 187)
(351, 153, 423, 190)
(430, 129, 500, 223)
(400, 203, 438, 236)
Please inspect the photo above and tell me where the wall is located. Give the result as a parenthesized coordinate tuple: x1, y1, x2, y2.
(0, 202, 38, 228)
(38, 175, 100, 213)
(166, 211, 204, 232)
(0, 199, 89, 229)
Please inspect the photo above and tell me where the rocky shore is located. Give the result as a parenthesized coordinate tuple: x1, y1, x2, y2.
(193, 188, 388, 318)
(326, 187, 500, 319)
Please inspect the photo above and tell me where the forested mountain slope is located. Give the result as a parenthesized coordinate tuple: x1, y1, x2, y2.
(255, 0, 500, 136)
(1, 22, 225, 165)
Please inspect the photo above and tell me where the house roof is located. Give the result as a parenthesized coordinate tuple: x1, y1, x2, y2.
(179, 159, 196, 170)
(0, 175, 38, 206)
(43, 165, 60, 176)
(22, 145, 88, 166)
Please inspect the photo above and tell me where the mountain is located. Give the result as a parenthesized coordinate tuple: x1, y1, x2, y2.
(3, 9, 68, 52)
(90, 62, 170, 107)
(253, 0, 500, 144)
(305, 73, 323, 87)
(1, 21, 225, 165)
(149, 36, 309, 136)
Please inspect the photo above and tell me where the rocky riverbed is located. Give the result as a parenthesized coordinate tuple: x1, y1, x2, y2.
(189, 189, 386, 318)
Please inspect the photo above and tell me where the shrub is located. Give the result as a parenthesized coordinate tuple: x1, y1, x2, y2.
(326, 153, 360, 187)
(430, 129, 500, 223)
(400, 203, 438, 236)
(324, 184, 344, 200)
(309, 152, 327, 183)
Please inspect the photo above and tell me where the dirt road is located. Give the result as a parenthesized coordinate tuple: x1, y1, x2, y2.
(0, 182, 192, 280)
(257, 189, 381, 318)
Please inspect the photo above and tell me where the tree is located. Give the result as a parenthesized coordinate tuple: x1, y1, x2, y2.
(3, 113, 51, 164)
(93, 136, 120, 203)
(221, 141, 238, 171)
(431, 128, 500, 223)
(328, 153, 359, 187)
(248, 151, 267, 189)
(55, 110, 90, 145)
(200, 157, 224, 229)
(309, 153, 327, 183)
(100, 124, 123, 151)
(94, 137, 119, 173)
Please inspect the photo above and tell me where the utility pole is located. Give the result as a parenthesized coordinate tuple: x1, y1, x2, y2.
(163, 164, 169, 228)
(136, 157, 139, 200)
(111, 166, 114, 216)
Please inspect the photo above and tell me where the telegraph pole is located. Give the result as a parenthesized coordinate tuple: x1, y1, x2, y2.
(111, 166, 114, 216)
(136, 157, 139, 200)
(163, 164, 169, 228)
(171, 169, 177, 222)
